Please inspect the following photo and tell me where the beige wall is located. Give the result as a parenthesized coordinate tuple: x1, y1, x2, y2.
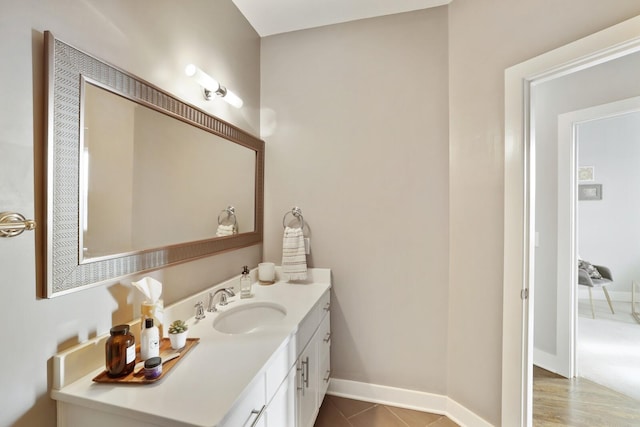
(261, 8, 450, 393)
(448, 0, 640, 423)
(0, 1, 260, 425)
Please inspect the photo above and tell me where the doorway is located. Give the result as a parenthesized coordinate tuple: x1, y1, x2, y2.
(533, 97, 640, 382)
(573, 106, 640, 400)
(502, 15, 640, 427)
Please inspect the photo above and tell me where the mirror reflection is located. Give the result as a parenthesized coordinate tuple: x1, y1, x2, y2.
(44, 31, 263, 297)
(81, 82, 256, 260)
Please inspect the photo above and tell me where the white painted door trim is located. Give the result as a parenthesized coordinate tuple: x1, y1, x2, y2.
(554, 108, 579, 379)
(503, 15, 640, 427)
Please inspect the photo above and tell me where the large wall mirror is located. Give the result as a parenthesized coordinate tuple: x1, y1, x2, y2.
(43, 31, 264, 298)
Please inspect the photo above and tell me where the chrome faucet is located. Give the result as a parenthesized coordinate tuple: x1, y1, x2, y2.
(207, 287, 236, 312)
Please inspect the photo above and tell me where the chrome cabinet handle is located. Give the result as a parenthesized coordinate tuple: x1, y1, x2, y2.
(323, 302, 330, 312)
(303, 357, 310, 388)
(323, 332, 331, 343)
(297, 357, 310, 395)
(323, 369, 331, 383)
(249, 405, 266, 427)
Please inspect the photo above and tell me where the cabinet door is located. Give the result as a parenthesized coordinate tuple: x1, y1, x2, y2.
(297, 341, 318, 427)
(318, 350, 330, 406)
(266, 365, 296, 427)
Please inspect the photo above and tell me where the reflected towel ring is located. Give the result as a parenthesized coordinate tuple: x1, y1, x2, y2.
(282, 207, 304, 230)
(217, 206, 238, 228)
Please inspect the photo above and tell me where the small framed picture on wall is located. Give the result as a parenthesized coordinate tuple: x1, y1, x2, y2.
(578, 166, 595, 181)
(578, 183, 602, 201)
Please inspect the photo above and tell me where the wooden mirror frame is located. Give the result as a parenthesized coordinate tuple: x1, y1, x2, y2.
(42, 31, 264, 298)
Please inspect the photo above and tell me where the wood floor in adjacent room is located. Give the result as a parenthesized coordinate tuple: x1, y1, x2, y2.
(314, 395, 459, 427)
(314, 364, 640, 426)
(533, 365, 640, 426)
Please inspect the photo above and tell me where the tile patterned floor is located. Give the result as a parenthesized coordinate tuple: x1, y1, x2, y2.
(314, 395, 459, 427)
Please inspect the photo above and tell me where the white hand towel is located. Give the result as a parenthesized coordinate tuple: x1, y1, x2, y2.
(216, 224, 235, 237)
(282, 226, 307, 281)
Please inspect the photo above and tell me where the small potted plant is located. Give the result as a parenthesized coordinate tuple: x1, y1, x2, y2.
(168, 319, 188, 349)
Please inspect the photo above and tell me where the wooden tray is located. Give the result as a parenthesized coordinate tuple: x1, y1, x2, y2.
(93, 337, 199, 384)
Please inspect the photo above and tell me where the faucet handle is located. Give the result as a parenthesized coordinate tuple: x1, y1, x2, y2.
(219, 292, 229, 306)
(194, 301, 206, 320)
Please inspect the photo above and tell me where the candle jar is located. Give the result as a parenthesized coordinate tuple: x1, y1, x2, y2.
(258, 262, 276, 284)
(143, 356, 163, 380)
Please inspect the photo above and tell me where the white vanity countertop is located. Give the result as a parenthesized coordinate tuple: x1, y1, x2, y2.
(51, 270, 331, 427)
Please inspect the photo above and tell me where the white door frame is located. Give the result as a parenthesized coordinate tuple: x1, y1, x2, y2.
(554, 109, 580, 379)
(502, 15, 640, 427)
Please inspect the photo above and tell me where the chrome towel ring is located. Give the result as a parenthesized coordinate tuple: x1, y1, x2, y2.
(282, 207, 304, 230)
(217, 206, 238, 228)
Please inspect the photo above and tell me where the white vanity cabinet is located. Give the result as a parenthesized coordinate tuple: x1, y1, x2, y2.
(52, 271, 331, 427)
(296, 290, 331, 427)
(222, 288, 331, 427)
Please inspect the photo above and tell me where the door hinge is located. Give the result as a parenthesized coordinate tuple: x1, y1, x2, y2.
(521, 288, 529, 300)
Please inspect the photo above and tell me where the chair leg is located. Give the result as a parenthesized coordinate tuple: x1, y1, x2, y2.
(602, 286, 615, 314)
(588, 287, 595, 319)
(633, 282, 640, 323)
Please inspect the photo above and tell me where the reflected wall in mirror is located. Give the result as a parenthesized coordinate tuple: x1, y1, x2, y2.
(82, 82, 256, 259)
(43, 31, 264, 297)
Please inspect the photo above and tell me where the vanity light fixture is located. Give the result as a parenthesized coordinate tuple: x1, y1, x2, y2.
(184, 64, 243, 109)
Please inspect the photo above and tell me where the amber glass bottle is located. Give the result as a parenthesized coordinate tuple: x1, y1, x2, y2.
(105, 324, 136, 377)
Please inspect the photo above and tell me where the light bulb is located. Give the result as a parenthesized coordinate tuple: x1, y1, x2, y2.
(185, 64, 243, 108)
(221, 89, 243, 109)
(184, 64, 220, 93)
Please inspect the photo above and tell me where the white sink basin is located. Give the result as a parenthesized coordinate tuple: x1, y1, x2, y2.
(213, 302, 287, 334)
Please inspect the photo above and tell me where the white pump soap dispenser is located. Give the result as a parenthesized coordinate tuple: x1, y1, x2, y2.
(240, 265, 251, 299)
(140, 318, 160, 361)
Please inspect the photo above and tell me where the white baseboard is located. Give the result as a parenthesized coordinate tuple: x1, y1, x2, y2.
(327, 378, 493, 427)
(533, 347, 567, 377)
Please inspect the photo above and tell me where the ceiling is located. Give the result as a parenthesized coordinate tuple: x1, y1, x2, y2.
(231, 0, 452, 37)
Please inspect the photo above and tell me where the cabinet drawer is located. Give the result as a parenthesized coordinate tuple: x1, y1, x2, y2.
(266, 338, 296, 402)
(266, 365, 296, 427)
(218, 374, 266, 427)
(296, 309, 317, 357)
(318, 312, 330, 360)
(318, 289, 331, 320)
(296, 290, 331, 357)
